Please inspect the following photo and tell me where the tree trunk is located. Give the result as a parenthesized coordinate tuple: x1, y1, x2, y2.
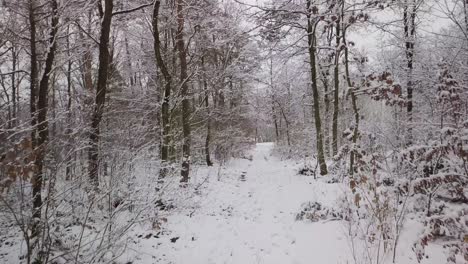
(319, 63, 330, 157)
(176, 0, 191, 183)
(124, 36, 135, 88)
(32, 0, 59, 240)
(269, 54, 280, 142)
(202, 56, 213, 166)
(205, 111, 213, 166)
(51, 73, 57, 138)
(65, 25, 73, 180)
(307, 0, 328, 175)
(88, 0, 113, 185)
(343, 28, 359, 176)
(28, 0, 39, 236)
(465, 0, 468, 106)
(2, 76, 12, 130)
(332, 19, 341, 156)
(153, 0, 173, 178)
(11, 47, 17, 129)
(272, 101, 279, 142)
(83, 49, 93, 92)
(278, 103, 291, 147)
(28, 0, 38, 148)
(464, 0, 468, 34)
(404, 0, 416, 146)
(80, 11, 94, 94)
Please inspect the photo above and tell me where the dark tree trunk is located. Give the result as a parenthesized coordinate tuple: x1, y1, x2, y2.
(403, 1, 416, 146)
(28, 0, 39, 236)
(153, 0, 173, 178)
(11, 47, 17, 129)
(29, 0, 38, 148)
(205, 110, 213, 166)
(278, 103, 291, 147)
(65, 25, 73, 180)
(319, 62, 331, 157)
(332, 19, 341, 156)
(176, 0, 191, 183)
(307, 0, 328, 175)
(31, 0, 59, 239)
(464, 0, 468, 37)
(79, 11, 94, 96)
(83, 49, 93, 92)
(202, 56, 213, 166)
(88, 0, 113, 185)
(269, 55, 280, 142)
(343, 27, 359, 176)
(2, 75, 12, 130)
(273, 102, 279, 142)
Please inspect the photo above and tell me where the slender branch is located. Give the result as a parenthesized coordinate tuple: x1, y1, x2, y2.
(112, 1, 154, 16)
(74, 21, 100, 45)
(0, 47, 12, 57)
(0, 70, 30, 76)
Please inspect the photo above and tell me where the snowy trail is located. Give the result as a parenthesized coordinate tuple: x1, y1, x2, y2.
(130, 143, 350, 264)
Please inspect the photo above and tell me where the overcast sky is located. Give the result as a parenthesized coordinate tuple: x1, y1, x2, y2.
(235, 0, 458, 61)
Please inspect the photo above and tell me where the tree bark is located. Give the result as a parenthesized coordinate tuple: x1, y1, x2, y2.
(153, 0, 173, 177)
(88, 0, 113, 185)
(11, 46, 17, 129)
(32, 0, 59, 239)
(464, 0, 468, 34)
(403, 0, 416, 146)
(79, 11, 94, 95)
(272, 100, 279, 142)
(343, 27, 359, 176)
(176, 0, 191, 183)
(202, 56, 213, 166)
(28, 0, 39, 237)
(307, 0, 328, 175)
(332, 18, 341, 156)
(277, 102, 291, 147)
(83, 48, 93, 93)
(319, 62, 331, 157)
(65, 25, 73, 180)
(28, 0, 38, 148)
(269, 54, 280, 142)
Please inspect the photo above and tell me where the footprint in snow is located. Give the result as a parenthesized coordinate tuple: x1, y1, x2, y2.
(240, 172, 246, 182)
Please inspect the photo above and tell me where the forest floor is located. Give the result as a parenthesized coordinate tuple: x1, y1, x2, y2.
(123, 143, 445, 264)
(0, 143, 447, 264)
(125, 142, 350, 263)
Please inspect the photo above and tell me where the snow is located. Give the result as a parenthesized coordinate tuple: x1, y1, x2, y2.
(119, 143, 447, 264)
(124, 143, 351, 264)
(0, 143, 448, 264)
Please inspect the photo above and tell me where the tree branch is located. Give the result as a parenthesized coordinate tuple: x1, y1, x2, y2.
(0, 70, 30, 76)
(112, 1, 154, 16)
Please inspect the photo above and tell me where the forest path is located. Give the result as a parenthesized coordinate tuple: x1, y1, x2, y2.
(130, 143, 350, 264)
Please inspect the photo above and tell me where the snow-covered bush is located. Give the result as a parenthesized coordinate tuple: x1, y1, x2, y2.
(397, 123, 468, 263)
(296, 201, 343, 222)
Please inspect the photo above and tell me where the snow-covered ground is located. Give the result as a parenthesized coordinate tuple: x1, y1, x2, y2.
(123, 142, 449, 264)
(0, 143, 447, 264)
(124, 142, 440, 264)
(129, 142, 350, 264)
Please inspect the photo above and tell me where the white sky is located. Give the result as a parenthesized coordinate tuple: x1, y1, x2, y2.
(236, 0, 460, 61)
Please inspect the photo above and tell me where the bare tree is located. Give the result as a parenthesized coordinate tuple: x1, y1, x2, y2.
(176, 0, 191, 183)
(307, 0, 328, 175)
(31, 0, 59, 240)
(88, 0, 114, 185)
(152, 0, 173, 177)
(403, 0, 417, 145)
